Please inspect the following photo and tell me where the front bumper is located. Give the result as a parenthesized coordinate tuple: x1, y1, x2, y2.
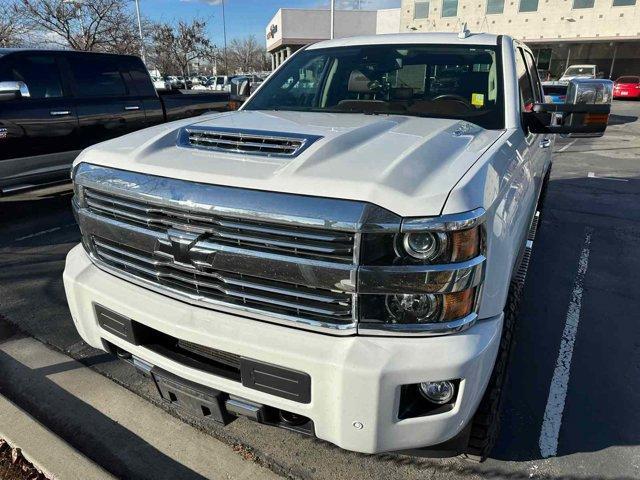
(63, 244, 502, 454)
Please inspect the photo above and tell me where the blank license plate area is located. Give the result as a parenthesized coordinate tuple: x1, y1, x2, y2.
(152, 368, 234, 425)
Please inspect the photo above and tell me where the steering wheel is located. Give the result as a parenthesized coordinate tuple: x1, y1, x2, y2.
(431, 94, 473, 110)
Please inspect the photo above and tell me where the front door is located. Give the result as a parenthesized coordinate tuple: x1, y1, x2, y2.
(0, 53, 78, 184)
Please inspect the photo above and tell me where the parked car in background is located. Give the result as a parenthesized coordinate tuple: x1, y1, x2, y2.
(613, 76, 640, 99)
(64, 33, 612, 461)
(151, 76, 171, 92)
(191, 79, 213, 91)
(542, 81, 567, 104)
(0, 49, 230, 194)
(210, 75, 237, 92)
(559, 64, 600, 83)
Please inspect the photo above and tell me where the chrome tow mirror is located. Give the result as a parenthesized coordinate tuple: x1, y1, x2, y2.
(524, 79, 613, 138)
(0, 81, 30, 100)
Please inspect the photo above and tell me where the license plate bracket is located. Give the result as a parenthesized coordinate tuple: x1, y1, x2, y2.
(151, 367, 235, 425)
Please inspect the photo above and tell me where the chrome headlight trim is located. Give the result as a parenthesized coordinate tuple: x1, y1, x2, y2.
(357, 312, 478, 337)
(401, 208, 487, 232)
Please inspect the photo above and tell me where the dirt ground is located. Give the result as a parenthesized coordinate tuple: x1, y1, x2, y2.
(0, 440, 47, 480)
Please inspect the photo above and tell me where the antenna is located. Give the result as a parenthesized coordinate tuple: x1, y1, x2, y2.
(458, 22, 471, 39)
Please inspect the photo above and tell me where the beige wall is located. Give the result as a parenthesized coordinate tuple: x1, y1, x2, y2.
(266, 9, 379, 52)
(377, 8, 402, 34)
(400, 0, 640, 41)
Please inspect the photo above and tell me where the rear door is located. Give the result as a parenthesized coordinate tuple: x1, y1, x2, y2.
(66, 53, 143, 149)
(0, 52, 78, 183)
(118, 56, 164, 127)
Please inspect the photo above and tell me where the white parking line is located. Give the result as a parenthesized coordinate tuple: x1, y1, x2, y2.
(539, 228, 593, 458)
(557, 140, 577, 153)
(13, 224, 77, 242)
(587, 172, 629, 182)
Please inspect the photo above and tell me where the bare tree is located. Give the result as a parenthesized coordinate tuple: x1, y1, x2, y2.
(15, 0, 143, 53)
(0, 1, 30, 47)
(227, 35, 268, 74)
(151, 19, 216, 80)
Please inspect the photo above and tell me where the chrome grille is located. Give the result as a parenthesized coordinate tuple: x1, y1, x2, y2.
(181, 127, 319, 157)
(84, 188, 355, 263)
(91, 236, 354, 325)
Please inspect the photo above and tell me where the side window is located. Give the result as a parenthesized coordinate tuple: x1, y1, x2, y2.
(522, 50, 543, 103)
(4, 55, 64, 99)
(515, 48, 535, 112)
(68, 55, 127, 97)
(120, 57, 155, 96)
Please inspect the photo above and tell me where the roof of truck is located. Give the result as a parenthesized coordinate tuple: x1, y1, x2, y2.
(307, 32, 503, 50)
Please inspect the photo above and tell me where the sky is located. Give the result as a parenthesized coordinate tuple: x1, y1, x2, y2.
(145, 0, 401, 48)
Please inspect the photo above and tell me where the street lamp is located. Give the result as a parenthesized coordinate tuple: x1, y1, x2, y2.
(221, 0, 228, 73)
(134, 0, 146, 64)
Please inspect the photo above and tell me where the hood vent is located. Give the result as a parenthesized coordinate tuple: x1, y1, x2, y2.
(179, 127, 321, 157)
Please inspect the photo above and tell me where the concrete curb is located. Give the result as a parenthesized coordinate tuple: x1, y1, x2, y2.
(0, 394, 115, 480)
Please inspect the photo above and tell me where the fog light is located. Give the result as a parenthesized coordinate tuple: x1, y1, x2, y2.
(418, 381, 455, 404)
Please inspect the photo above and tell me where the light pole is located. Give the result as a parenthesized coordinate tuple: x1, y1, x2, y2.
(221, 0, 228, 73)
(330, 0, 335, 40)
(134, 0, 145, 64)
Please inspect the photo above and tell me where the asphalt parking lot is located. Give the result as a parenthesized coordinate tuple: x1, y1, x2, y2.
(1, 101, 639, 480)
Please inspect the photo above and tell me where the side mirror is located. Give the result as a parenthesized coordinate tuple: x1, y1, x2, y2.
(0, 81, 30, 101)
(524, 79, 613, 138)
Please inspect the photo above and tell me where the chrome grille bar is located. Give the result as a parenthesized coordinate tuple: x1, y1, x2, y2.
(85, 188, 355, 262)
(93, 237, 353, 322)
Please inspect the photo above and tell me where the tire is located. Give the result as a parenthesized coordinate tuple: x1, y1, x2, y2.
(463, 279, 524, 462)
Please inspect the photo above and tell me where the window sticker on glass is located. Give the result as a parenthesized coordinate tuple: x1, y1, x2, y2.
(471, 93, 485, 107)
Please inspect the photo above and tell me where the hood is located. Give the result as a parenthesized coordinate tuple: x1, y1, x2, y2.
(75, 110, 505, 217)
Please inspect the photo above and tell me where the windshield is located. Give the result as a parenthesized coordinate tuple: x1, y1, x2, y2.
(564, 66, 595, 76)
(245, 44, 504, 129)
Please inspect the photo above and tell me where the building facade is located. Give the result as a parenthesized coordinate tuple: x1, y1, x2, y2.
(265, 8, 401, 69)
(400, 0, 640, 78)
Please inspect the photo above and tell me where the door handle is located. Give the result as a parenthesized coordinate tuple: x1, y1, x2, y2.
(50, 110, 71, 116)
(540, 138, 552, 149)
(124, 105, 140, 111)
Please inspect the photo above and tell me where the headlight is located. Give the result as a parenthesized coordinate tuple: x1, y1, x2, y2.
(399, 227, 479, 264)
(358, 209, 486, 335)
(402, 232, 447, 261)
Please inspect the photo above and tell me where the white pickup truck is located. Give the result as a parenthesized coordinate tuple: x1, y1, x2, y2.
(63, 33, 612, 460)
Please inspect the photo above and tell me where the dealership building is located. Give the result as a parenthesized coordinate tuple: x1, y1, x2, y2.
(402, 0, 640, 78)
(266, 1, 639, 79)
(265, 8, 401, 69)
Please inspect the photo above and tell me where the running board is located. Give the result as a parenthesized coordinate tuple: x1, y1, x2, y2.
(514, 211, 540, 286)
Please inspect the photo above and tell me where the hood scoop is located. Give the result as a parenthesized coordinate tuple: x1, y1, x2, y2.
(178, 126, 322, 158)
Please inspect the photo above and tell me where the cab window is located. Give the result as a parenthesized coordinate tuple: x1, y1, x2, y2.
(2, 54, 64, 99)
(68, 55, 127, 97)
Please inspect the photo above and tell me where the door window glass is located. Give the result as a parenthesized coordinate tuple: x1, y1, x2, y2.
(522, 50, 543, 103)
(4, 55, 64, 99)
(515, 48, 535, 112)
(119, 57, 155, 96)
(69, 55, 127, 97)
